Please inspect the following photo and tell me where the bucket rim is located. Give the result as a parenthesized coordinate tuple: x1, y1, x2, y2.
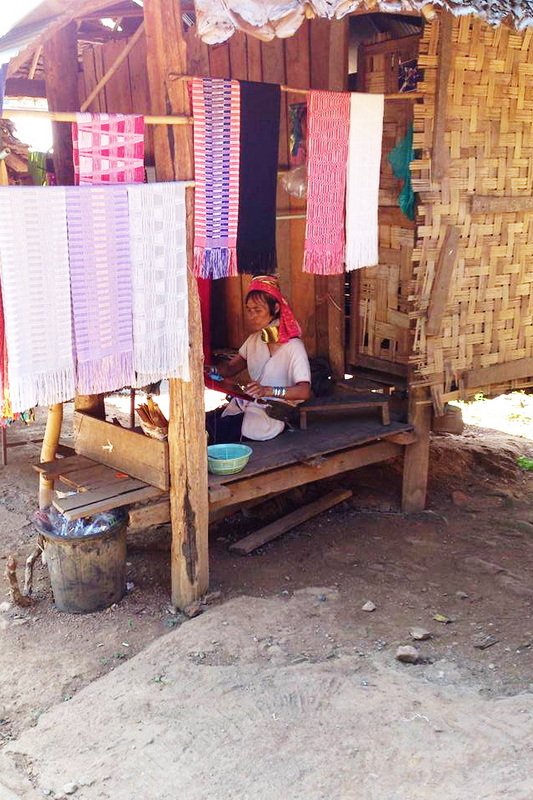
(41, 517, 127, 544)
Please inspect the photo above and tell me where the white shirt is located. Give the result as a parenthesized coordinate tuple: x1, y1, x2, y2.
(223, 333, 311, 441)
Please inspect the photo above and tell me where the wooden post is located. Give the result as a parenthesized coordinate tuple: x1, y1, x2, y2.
(401, 386, 431, 513)
(39, 403, 63, 509)
(43, 21, 79, 187)
(144, 0, 209, 609)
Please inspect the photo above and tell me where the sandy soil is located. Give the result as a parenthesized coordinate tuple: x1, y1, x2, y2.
(0, 396, 533, 797)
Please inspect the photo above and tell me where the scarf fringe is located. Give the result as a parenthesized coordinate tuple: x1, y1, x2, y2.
(237, 248, 277, 276)
(194, 247, 238, 279)
(76, 350, 134, 396)
(345, 235, 379, 272)
(133, 328, 190, 386)
(9, 365, 75, 414)
(302, 249, 346, 276)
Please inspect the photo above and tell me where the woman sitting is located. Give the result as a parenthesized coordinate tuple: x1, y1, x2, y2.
(206, 275, 311, 443)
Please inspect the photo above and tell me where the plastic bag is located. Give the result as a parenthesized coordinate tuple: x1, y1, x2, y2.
(34, 506, 126, 539)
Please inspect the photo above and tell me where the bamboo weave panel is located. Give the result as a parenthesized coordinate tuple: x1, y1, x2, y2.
(410, 16, 533, 397)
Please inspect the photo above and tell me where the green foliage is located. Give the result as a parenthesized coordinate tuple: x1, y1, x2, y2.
(517, 455, 533, 471)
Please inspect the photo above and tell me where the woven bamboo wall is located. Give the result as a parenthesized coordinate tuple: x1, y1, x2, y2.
(411, 15, 533, 401)
(349, 34, 418, 370)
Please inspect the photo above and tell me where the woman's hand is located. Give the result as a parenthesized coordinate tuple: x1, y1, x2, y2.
(245, 381, 268, 399)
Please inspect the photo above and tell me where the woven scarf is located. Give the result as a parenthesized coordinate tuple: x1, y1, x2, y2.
(0, 187, 75, 413)
(127, 182, 190, 386)
(237, 81, 281, 275)
(303, 91, 351, 276)
(0, 63, 7, 117)
(192, 78, 240, 279)
(247, 275, 301, 342)
(65, 185, 134, 394)
(72, 113, 145, 185)
(0, 280, 11, 419)
(346, 93, 384, 271)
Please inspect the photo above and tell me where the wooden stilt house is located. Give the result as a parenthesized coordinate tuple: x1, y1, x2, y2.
(2, 0, 533, 607)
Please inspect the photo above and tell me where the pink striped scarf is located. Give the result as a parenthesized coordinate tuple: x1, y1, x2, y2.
(65, 185, 134, 394)
(303, 91, 351, 276)
(72, 113, 145, 184)
(192, 78, 241, 279)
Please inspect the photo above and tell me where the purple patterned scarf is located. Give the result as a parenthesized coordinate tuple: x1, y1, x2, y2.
(192, 78, 241, 279)
(65, 185, 134, 394)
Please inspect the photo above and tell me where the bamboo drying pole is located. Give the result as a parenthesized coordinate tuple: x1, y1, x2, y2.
(1, 108, 193, 125)
(168, 73, 423, 101)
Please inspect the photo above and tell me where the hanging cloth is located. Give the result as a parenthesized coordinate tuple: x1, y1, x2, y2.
(65, 185, 135, 394)
(192, 78, 241, 279)
(0, 187, 75, 412)
(0, 63, 7, 117)
(345, 92, 384, 271)
(388, 122, 415, 221)
(127, 182, 190, 386)
(72, 113, 145, 184)
(303, 90, 351, 276)
(237, 81, 281, 275)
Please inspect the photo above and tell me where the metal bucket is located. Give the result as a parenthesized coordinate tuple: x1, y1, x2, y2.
(42, 519, 127, 614)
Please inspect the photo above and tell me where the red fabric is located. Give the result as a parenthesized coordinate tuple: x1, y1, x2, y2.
(246, 275, 302, 343)
(303, 91, 351, 275)
(196, 277, 212, 362)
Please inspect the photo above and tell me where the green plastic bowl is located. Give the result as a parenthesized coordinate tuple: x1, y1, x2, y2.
(207, 443, 253, 475)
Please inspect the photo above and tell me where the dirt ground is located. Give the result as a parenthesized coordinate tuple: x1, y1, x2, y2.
(1, 397, 533, 797)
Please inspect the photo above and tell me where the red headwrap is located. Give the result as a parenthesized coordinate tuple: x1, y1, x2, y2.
(246, 275, 302, 343)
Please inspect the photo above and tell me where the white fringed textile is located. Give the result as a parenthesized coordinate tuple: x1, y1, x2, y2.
(127, 183, 190, 386)
(345, 93, 385, 272)
(0, 187, 75, 413)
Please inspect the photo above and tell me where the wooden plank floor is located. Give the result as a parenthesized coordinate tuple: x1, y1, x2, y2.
(208, 416, 412, 492)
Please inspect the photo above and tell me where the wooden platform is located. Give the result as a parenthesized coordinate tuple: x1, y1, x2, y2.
(35, 417, 414, 526)
(208, 416, 414, 511)
(33, 456, 163, 521)
(298, 390, 390, 430)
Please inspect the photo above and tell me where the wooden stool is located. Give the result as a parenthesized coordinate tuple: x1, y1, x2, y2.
(299, 391, 390, 430)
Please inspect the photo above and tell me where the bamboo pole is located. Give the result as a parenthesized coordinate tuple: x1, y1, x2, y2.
(168, 73, 423, 101)
(80, 21, 146, 112)
(39, 403, 63, 509)
(1, 108, 193, 125)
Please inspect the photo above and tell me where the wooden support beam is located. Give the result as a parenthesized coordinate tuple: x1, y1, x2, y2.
(39, 404, 63, 509)
(465, 356, 533, 389)
(432, 11, 453, 182)
(230, 489, 352, 554)
(471, 195, 533, 214)
(43, 21, 79, 187)
(402, 387, 431, 513)
(426, 225, 460, 336)
(144, 0, 209, 610)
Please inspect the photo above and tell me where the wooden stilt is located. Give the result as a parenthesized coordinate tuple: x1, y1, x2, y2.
(39, 404, 63, 509)
(144, 0, 209, 609)
(401, 387, 431, 513)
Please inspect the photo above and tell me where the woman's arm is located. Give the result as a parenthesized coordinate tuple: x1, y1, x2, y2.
(245, 380, 311, 402)
(215, 354, 247, 378)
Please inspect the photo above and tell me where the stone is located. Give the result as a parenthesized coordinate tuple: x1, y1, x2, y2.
(396, 645, 420, 663)
(455, 591, 469, 599)
(409, 627, 431, 641)
(183, 602, 203, 619)
(63, 784, 78, 795)
(361, 601, 376, 612)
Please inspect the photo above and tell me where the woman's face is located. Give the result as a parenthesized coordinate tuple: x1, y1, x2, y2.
(245, 296, 279, 332)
